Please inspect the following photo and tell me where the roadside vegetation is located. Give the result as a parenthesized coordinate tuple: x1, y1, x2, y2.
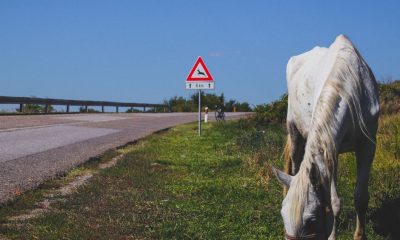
(164, 92, 252, 112)
(0, 122, 284, 239)
(1, 92, 252, 114)
(378, 80, 400, 115)
(0, 115, 398, 239)
(19, 103, 55, 114)
(0, 81, 398, 239)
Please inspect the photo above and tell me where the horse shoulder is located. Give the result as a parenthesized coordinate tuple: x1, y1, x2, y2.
(286, 47, 329, 136)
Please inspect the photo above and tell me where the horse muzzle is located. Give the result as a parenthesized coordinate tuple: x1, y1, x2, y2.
(285, 231, 318, 240)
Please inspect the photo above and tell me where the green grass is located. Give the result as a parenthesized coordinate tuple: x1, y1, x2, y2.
(0, 114, 399, 239)
(0, 122, 283, 239)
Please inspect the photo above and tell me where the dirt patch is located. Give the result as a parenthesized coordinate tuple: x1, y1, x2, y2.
(58, 173, 93, 196)
(99, 154, 123, 169)
(8, 208, 52, 222)
(6, 154, 124, 222)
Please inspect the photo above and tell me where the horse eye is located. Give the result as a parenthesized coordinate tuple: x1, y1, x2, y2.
(325, 206, 332, 213)
(306, 216, 316, 223)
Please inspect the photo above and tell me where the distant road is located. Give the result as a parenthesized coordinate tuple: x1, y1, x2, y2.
(0, 112, 248, 203)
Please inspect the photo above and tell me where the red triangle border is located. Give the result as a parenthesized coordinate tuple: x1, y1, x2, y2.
(186, 56, 214, 81)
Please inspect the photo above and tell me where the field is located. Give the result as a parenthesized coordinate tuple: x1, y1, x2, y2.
(0, 113, 399, 239)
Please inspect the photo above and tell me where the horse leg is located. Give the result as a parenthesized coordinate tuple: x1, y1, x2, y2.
(329, 169, 340, 240)
(283, 134, 291, 196)
(353, 141, 375, 240)
(283, 123, 306, 195)
(287, 123, 306, 175)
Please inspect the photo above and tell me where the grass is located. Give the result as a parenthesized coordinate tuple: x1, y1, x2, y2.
(0, 122, 284, 239)
(0, 114, 399, 239)
(330, 113, 400, 239)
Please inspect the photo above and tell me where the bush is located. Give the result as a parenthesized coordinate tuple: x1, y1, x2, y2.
(225, 100, 252, 112)
(378, 80, 400, 115)
(164, 96, 195, 112)
(79, 107, 99, 113)
(253, 94, 287, 125)
(19, 103, 55, 113)
(164, 93, 252, 112)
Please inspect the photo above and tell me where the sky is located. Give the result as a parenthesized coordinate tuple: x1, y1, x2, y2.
(1, 1, 400, 106)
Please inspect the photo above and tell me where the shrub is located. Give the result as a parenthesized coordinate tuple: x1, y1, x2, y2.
(79, 107, 99, 113)
(19, 103, 55, 113)
(253, 94, 287, 125)
(164, 93, 252, 112)
(378, 80, 400, 115)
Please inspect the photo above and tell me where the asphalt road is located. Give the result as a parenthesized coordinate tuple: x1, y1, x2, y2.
(0, 112, 248, 203)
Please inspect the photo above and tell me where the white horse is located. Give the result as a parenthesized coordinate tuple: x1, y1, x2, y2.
(272, 35, 379, 240)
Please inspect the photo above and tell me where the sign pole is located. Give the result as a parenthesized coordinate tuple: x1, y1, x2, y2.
(186, 56, 213, 137)
(198, 89, 202, 136)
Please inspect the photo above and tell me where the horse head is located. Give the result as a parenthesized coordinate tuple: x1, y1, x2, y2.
(272, 161, 334, 240)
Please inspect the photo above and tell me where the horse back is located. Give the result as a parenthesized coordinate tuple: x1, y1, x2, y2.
(286, 35, 379, 143)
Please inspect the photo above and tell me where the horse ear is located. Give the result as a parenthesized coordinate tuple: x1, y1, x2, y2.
(309, 163, 321, 187)
(272, 166, 292, 187)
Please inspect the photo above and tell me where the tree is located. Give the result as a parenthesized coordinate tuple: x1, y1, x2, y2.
(19, 104, 55, 113)
(225, 99, 236, 112)
(165, 96, 195, 112)
(191, 92, 223, 110)
(164, 93, 252, 112)
(225, 99, 252, 112)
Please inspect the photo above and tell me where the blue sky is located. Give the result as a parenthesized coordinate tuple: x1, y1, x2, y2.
(1, 1, 399, 106)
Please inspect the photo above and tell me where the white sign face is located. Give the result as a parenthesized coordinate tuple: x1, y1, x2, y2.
(185, 82, 215, 90)
(189, 64, 210, 79)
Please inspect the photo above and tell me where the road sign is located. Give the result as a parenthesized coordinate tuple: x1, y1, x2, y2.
(186, 57, 213, 81)
(185, 82, 215, 90)
(185, 56, 215, 136)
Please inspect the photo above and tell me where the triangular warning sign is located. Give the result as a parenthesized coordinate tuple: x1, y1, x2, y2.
(186, 57, 213, 81)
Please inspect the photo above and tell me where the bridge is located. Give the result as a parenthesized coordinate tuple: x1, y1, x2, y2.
(0, 96, 167, 113)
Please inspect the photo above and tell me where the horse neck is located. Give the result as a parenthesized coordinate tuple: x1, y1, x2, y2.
(300, 88, 346, 181)
(316, 65, 364, 160)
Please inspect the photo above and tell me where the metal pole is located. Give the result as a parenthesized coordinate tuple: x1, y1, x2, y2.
(198, 89, 202, 136)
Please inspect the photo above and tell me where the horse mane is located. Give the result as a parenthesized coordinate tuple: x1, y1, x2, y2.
(287, 35, 377, 230)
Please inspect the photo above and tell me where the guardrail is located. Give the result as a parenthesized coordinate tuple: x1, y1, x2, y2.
(0, 96, 168, 114)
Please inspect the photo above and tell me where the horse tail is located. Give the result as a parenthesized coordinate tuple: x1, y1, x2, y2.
(283, 134, 292, 196)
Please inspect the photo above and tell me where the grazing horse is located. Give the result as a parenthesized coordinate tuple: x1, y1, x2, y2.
(272, 35, 379, 240)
